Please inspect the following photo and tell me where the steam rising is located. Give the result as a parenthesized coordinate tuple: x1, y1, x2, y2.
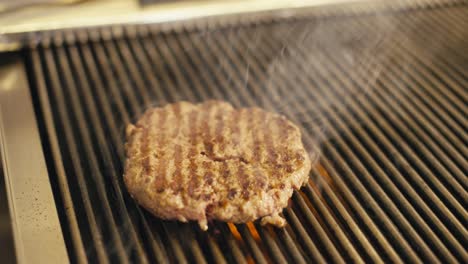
(204, 13, 399, 154)
(122, 11, 404, 170)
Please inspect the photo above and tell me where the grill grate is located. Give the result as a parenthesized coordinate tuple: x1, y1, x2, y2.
(25, 1, 467, 263)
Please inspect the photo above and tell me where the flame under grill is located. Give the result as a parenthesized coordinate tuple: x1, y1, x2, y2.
(25, 1, 467, 263)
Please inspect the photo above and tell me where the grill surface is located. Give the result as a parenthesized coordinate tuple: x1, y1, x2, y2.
(25, 1, 467, 263)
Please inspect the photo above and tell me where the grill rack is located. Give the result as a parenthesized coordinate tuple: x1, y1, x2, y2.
(24, 1, 467, 263)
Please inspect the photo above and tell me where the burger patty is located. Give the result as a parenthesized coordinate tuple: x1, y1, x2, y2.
(124, 101, 313, 230)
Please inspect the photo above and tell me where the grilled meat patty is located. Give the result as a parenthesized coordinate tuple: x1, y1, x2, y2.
(124, 101, 313, 230)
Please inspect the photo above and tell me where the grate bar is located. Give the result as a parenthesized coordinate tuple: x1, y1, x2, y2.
(377, 50, 468, 191)
(252, 23, 464, 260)
(313, 49, 468, 262)
(255, 225, 288, 264)
(53, 45, 133, 263)
(344, 14, 466, 148)
(138, 37, 181, 101)
(85, 33, 173, 262)
(318, 57, 468, 255)
(237, 225, 269, 264)
(150, 33, 199, 101)
(292, 189, 347, 264)
(83, 29, 181, 263)
(284, 208, 327, 264)
(352, 15, 466, 165)
(408, 8, 467, 61)
(305, 179, 369, 263)
(77, 38, 171, 262)
(112, 37, 154, 109)
(430, 9, 468, 59)
(303, 33, 468, 225)
(203, 231, 228, 264)
(392, 38, 468, 144)
(30, 50, 87, 262)
(163, 223, 189, 264)
(344, 53, 468, 221)
(345, 18, 468, 201)
(122, 30, 168, 103)
(307, 63, 463, 261)
(386, 44, 468, 162)
(219, 224, 248, 264)
(276, 228, 307, 264)
(65, 41, 151, 263)
(177, 224, 208, 264)
(38, 48, 111, 263)
(394, 10, 464, 82)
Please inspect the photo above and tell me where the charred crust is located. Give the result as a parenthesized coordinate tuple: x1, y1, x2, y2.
(204, 172, 214, 185)
(228, 189, 237, 200)
(200, 151, 250, 165)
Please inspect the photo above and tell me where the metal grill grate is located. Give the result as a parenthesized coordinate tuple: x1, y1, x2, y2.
(25, 2, 467, 263)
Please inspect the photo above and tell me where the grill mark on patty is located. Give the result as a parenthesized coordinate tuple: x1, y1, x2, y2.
(140, 110, 155, 175)
(264, 115, 276, 165)
(171, 144, 183, 193)
(264, 114, 281, 180)
(227, 159, 241, 202)
(201, 103, 214, 157)
(239, 164, 250, 199)
(170, 105, 184, 193)
(213, 105, 239, 202)
(154, 109, 168, 192)
(251, 109, 267, 197)
(187, 109, 201, 198)
(248, 111, 274, 188)
(136, 110, 153, 185)
(200, 104, 217, 202)
(221, 161, 231, 204)
(254, 169, 267, 190)
(205, 105, 223, 190)
(238, 109, 251, 199)
(222, 108, 243, 201)
(214, 106, 226, 155)
(252, 109, 263, 164)
(140, 123, 150, 175)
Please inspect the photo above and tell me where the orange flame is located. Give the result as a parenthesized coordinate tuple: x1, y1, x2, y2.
(227, 223, 242, 241)
(246, 222, 260, 241)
